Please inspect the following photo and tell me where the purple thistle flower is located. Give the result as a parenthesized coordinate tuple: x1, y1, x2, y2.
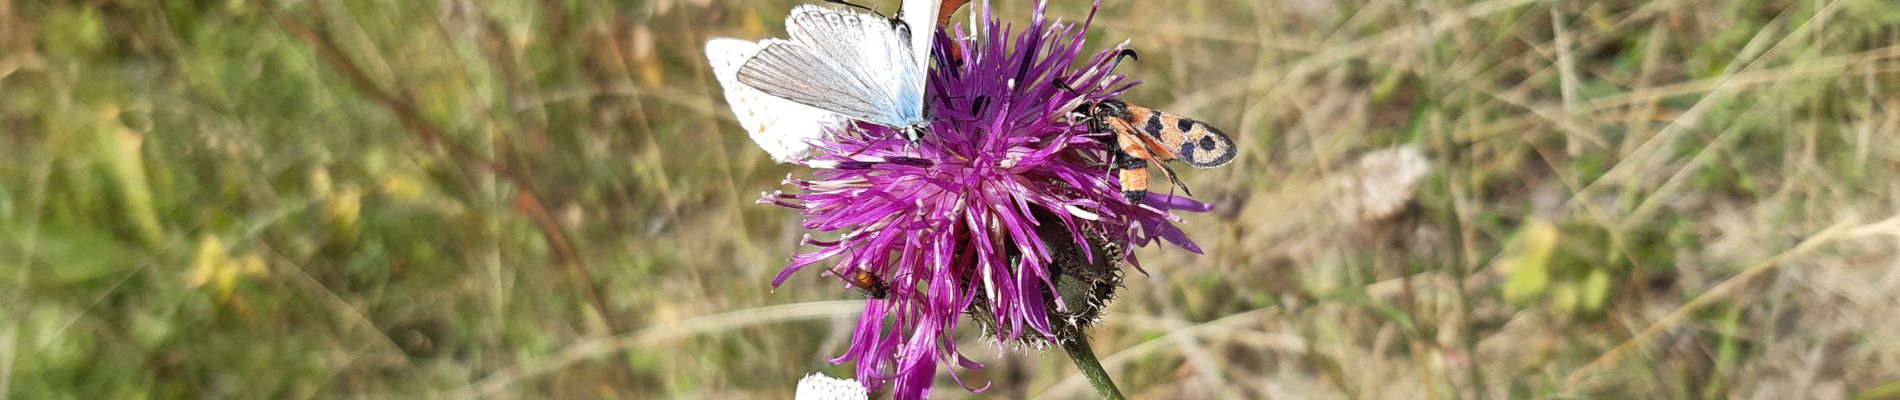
(760, 0, 1209, 397)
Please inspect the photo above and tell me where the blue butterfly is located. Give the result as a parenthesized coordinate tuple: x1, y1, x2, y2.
(728, 1, 940, 143)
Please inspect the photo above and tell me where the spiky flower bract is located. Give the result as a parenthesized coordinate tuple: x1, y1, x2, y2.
(759, 1, 1209, 397)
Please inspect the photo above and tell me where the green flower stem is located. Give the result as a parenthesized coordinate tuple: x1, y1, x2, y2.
(1059, 333, 1125, 400)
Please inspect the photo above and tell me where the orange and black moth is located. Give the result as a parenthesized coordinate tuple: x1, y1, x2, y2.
(1077, 99, 1238, 203)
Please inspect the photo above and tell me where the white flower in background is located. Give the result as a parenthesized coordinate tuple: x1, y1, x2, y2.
(1343, 145, 1433, 223)
(795, 372, 867, 400)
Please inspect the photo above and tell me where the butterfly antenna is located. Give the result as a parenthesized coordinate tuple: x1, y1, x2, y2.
(823, 0, 880, 14)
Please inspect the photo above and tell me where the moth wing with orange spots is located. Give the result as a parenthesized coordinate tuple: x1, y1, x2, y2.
(1124, 104, 1237, 169)
(1170, 117, 1236, 168)
(1107, 118, 1156, 160)
(706, 38, 847, 163)
(1112, 117, 1195, 196)
(1133, 120, 1183, 162)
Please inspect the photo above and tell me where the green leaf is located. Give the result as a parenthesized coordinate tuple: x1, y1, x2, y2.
(17, 225, 138, 285)
(95, 111, 166, 248)
(0, 184, 13, 219)
(43, 6, 107, 58)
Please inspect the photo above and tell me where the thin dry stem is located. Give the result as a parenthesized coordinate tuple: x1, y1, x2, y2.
(1561, 214, 1896, 389)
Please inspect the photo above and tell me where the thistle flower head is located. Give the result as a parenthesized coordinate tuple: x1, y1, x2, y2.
(760, 0, 1209, 396)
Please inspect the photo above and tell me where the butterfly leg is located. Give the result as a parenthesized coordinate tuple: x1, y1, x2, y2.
(897, 126, 925, 157)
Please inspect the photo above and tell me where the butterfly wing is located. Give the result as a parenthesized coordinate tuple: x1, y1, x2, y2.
(706, 38, 846, 163)
(901, 0, 940, 122)
(902, 0, 943, 73)
(739, 5, 926, 130)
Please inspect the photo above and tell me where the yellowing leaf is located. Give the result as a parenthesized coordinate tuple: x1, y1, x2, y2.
(1501, 219, 1560, 304)
(216, 254, 268, 301)
(327, 187, 363, 243)
(382, 174, 424, 201)
(185, 237, 267, 303)
(185, 236, 229, 290)
(237, 254, 268, 276)
(1580, 268, 1612, 312)
(638, 59, 665, 89)
(309, 168, 334, 197)
(1552, 282, 1579, 313)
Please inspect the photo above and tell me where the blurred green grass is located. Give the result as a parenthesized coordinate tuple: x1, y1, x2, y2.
(4, 0, 1900, 398)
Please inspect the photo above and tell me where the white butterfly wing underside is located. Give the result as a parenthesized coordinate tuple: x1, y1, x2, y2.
(706, 38, 845, 162)
(738, 5, 925, 129)
(901, 0, 942, 71)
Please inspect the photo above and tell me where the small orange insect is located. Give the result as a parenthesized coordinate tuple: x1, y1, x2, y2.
(829, 266, 890, 299)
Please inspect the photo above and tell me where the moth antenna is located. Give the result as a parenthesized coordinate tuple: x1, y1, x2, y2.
(1051, 79, 1101, 131)
(1052, 78, 1079, 95)
(1108, 49, 1139, 72)
(1053, 78, 1090, 109)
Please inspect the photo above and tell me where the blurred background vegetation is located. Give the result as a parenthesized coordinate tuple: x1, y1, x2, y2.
(4, 0, 1900, 398)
